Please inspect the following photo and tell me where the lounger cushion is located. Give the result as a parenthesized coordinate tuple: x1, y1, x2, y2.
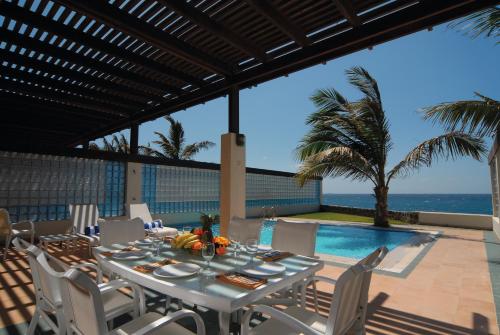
(143, 220, 163, 230)
(84, 225, 100, 236)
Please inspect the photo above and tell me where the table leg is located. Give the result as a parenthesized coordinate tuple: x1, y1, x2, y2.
(218, 311, 231, 335)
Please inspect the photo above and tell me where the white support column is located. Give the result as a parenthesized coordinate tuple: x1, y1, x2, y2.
(220, 133, 246, 237)
(126, 162, 142, 205)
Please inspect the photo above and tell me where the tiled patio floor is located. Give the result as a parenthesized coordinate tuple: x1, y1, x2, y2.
(0, 224, 499, 335)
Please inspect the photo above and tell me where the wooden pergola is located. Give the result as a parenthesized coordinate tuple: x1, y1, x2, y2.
(0, 0, 495, 152)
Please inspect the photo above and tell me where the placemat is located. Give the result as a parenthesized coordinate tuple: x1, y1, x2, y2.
(216, 272, 267, 290)
(258, 251, 294, 262)
(133, 258, 179, 273)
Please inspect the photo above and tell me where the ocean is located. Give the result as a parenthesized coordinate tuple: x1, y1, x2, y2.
(322, 194, 492, 215)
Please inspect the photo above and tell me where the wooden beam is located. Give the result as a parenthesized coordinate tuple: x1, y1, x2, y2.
(0, 123, 78, 136)
(228, 86, 239, 133)
(244, 0, 310, 47)
(0, 66, 143, 111)
(52, 0, 232, 75)
(161, 0, 267, 61)
(0, 49, 150, 104)
(0, 95, 114, 122)
(0, 1, 204, 87)
(0, 79, 129, 117)
(333, 0, 361, 27)
(1, 29, 182, 98)
(130, 123, 139, 155)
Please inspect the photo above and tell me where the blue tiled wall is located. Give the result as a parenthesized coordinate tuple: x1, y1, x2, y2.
(142, 164, 321, 215)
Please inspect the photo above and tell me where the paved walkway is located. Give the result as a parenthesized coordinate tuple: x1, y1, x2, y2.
(0, 224, 499, 334)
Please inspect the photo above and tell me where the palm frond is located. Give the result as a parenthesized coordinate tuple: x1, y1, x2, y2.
(422, 93, 500, 137)
(88, 142, 100, 150)
(153, 131, 179, 159)
(296, 146, 378, 186)
(102, 137, 115, 152)
(387, 132, 485, 182)
(181, 141, 215, 160)
(448, 7, 500, 42)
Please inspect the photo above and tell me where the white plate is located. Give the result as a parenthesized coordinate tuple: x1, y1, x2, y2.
(153, 263, 201, 279)
(257, 245, 272, 252)
(135, 239, 153, 246)
(241, 262, 286, 278)
(112, 251, 149, 261)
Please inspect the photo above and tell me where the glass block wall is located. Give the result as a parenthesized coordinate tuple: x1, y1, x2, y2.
(142, 164, 321, 215)
(0, 151, 125, 221)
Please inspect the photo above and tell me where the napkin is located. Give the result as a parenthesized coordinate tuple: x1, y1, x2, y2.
(101, 246, 141, 258)
(216, 272, 267, 290)
(258, 251, 294, 262)
(133, 258, 179, 273)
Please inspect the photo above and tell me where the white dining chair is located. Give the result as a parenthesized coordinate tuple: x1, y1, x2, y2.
(60, 267, 206, 335)
(70, 204, 103, 254)
(241, 247, 388, 335)
(271, 219, 319, 257)
(11, 238, 145, 335)
(261, 220, 319, 306)
(99, 217, 145, 247)
(1, 208, 34, 260)
(229, 217, 263, 243)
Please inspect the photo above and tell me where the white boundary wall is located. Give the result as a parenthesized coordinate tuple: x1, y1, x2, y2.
(418, 211, 492, 230)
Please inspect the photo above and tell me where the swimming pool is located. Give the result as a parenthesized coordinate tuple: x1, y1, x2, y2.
(169, 220, 419, 259)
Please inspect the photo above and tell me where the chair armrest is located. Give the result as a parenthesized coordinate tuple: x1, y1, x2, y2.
(98, 279, 146, 315)
(70, 262, 103, 283)
(131, 310, 206, 335)
(12, 220, 35, 232)
(241, 305, 321, 335)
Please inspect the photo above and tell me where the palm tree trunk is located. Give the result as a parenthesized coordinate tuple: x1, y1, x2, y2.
(374, 186, 390, 227)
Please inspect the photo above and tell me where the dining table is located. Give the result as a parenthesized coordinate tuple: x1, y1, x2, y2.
(94, 243, 324, 335)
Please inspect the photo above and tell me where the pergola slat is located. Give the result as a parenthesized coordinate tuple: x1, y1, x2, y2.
(0, 1, 204, 88)
(51, 0, 233, 75)
(0, 0, 494, 148)
(244, 0, 310, 47)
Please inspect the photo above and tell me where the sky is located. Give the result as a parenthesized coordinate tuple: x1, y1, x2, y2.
(108, 23, 499, 195)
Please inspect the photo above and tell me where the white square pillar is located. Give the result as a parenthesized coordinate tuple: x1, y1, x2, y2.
(220, 133, 246, 237)
(126, 162, 142, 205)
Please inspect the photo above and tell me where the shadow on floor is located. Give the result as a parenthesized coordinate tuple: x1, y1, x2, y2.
(0, 242, 496, 335)
(305, 289, 493, 335)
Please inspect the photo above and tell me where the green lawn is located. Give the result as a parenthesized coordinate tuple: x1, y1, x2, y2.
(286, 211, 405, 225)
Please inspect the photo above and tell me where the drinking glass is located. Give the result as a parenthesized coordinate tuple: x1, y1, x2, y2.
(246, 238, 258, 263)
(202, 242, 215, 274)
(229, 233, 240, 258)
(183, 226, 193, 235)
(152, 237, 163, 257)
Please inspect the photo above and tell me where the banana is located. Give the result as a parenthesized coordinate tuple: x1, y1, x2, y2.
(177, 234, 197, 248)
(183, 239, 199, 249)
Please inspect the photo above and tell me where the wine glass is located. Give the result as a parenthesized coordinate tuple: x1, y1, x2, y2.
(246, 238, 258, 264)
(202, 242, 215, 275)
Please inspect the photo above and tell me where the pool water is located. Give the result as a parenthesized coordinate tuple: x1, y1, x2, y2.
(169, 220, 418, 259)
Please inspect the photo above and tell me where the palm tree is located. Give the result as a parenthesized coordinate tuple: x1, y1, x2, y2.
(89, 133, 130, 153)
(296, 67, 485, 227)
(149, 116, 215, 160)
(423, 93, 500, 138)
(449, 6, 499, 43)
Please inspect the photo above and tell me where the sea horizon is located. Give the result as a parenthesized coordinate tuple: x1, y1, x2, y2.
(322, 193, 492, 215)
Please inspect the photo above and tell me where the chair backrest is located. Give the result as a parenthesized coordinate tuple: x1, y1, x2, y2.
(326, 247, 388, 335)
(99, 218, 145, 247)
(126, 203, 153, 223)
(59, 268, 108, 335)
(69, 204, 100, 235)
(0, 208, 12, 235)
(11, 238, 64, 309)
(271, 220, 318, 257)
(228, 217, 263, 243)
